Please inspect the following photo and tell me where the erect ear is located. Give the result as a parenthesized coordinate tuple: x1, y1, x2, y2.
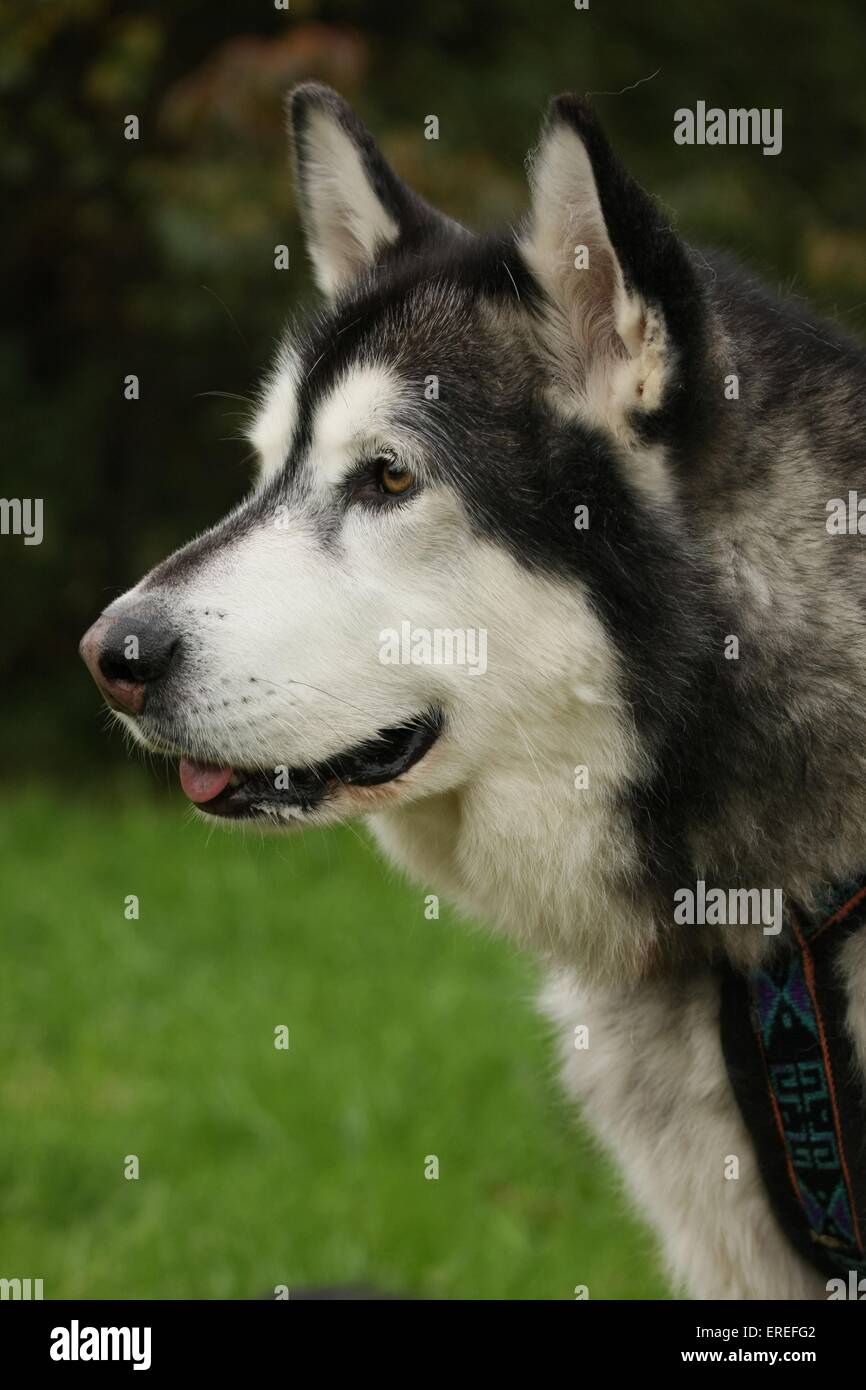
(288, 83, 464, 298)
(520, 95, 704, 435)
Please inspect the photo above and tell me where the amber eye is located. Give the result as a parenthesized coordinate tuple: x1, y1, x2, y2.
(378, 458, 415, 496)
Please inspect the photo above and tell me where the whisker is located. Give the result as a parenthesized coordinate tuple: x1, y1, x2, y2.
(200, 284, 249, 348)
(195, 390, 255, 405)
(253, 676, 383, 723)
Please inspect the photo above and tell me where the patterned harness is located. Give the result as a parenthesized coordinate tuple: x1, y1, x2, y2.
(720, 879, 866, 1282)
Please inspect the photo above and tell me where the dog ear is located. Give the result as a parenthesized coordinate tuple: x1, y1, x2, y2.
(288, 83, 462, 298)
(520, 94, 703, 434)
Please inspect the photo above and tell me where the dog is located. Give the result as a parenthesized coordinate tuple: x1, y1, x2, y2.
(80, 84, 866, 1300)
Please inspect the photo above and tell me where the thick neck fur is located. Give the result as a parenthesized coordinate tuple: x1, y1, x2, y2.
(684, 257, 866, 901)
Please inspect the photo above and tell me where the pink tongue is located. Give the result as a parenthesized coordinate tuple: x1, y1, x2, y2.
(178, 758, 233, 803)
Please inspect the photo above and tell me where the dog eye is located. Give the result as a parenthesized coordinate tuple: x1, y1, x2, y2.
(348, 455, 419, 507)
(377, 459, 415, 496)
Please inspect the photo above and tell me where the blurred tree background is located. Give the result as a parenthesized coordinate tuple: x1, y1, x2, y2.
(2, 0, 866, 771)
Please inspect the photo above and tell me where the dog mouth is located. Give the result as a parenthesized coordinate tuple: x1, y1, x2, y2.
(176, 707, 443, 819)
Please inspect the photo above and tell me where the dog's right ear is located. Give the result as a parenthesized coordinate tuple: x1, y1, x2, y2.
(288, 84, 462, 298)
(520, 95, 704, 439)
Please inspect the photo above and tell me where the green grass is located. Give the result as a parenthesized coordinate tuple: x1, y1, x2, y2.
(0, 783, 668, 1300)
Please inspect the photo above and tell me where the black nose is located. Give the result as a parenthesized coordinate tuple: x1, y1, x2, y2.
(80, 605, 179, 714)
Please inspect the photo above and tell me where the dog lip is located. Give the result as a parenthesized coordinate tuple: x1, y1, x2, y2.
(191, 707, 444, 820)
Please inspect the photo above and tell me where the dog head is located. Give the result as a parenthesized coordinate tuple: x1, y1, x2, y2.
(80, 86, 709, 835)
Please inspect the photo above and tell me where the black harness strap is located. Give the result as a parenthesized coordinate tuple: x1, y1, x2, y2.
(720, 880, 866, 1282)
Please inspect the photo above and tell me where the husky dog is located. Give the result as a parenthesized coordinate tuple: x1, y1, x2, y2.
(80, 85, 866, 1300)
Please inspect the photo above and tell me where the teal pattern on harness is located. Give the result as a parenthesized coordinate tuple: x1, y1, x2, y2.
(720, 877, 866, 1282)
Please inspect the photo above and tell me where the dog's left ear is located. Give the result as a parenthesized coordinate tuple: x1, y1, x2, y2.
(288, 84, 463, 298)
(520, 95, 704, 434)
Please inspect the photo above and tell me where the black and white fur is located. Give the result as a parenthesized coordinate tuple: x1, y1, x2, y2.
(86, 86, 866, 1299)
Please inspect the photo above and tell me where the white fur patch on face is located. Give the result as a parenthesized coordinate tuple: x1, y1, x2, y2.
(308, 361, 408, 490)
(300, 108, 400, 297)
(249, 355, 409, 494)
(248, 342, 301, 483)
